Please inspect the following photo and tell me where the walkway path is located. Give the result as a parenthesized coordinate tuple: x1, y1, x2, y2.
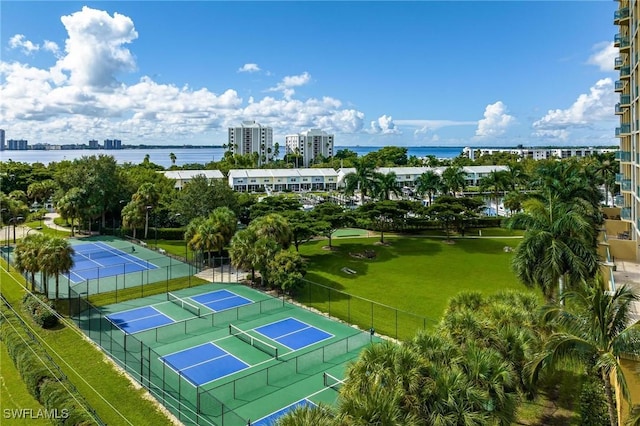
(612, 260, 640, 325)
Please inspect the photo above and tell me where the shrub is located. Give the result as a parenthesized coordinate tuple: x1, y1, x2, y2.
(579, 375, 610, 426)
(22, 293, 59, 328)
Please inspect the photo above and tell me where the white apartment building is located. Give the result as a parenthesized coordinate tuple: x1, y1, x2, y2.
(284, 129, 334, 167)
(162, 170, 224, 190)
(228, 121, 273, 166)
(463, 146, 617, 161)
(228, 168, 338, 192)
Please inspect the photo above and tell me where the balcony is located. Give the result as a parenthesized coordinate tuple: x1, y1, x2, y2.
(622, 180, 632, 191)
(615, 56, 624, 69)
(616, 124, 631, 136)
(621, 94, 631, 105)
(615, 195, 625, 206)
(615, 7, 630, 23)
(615, 80, 625, 92)
(616, 103, 624, 114)
(616, 150, 632, 161)
(621, 207, 632, 220)
(615, 33, 631, 50)
(620, 65, 631, 79)
(616, 173, 624, 183)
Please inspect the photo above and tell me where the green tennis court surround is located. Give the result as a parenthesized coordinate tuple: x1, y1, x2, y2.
(72, 282, 380, 425)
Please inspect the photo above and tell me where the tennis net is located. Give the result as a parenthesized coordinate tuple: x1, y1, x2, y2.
(229, 324, 278, 359)
(323, 372, 345, 391)
(75, 248, 124, 261)
(167, 292, 201, 317)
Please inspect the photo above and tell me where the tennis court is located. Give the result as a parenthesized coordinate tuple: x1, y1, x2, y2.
(107, 305, 175, 334)
(251, 399, 315, 426)
(162, 342, 249, 386)
(191, 289, 252, 312)
(74, 282, 380, 426)
(254, 318, 333, 351)
(67, 241, 158, 284)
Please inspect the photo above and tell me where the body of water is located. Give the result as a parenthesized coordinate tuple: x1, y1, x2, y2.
(0, 146, 464, 168)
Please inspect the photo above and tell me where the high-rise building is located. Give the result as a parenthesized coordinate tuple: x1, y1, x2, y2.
(88, 139, 99, 149)
(228, 121, 273, 166)
(7, 139, 28, 150)
(103, 139, 122, 150)
(614, 1, 635, 254)
(0, 129, 5, 151)
(285, 129, 334, 167)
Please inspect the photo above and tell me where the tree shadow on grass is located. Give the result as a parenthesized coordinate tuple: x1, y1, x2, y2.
(446, 237, 520, 255)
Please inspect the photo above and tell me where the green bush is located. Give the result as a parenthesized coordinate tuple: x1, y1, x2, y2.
(22, 293, 59, 328)
(0, 304, 95, 425)
(579, 376, 609, 426)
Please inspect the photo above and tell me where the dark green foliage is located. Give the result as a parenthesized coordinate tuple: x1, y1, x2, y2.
(22, 293, 59, 328)
(579, 376, 610, 426)
(0, 304, 95, 425)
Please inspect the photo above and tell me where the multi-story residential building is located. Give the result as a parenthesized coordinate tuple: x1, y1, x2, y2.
(7, 139, 28, 150)
(0, 129, 5, 151)
(463, 146, 617, 161)
(284, 129, 334, 167)
(104, 139, 122, 149)
(228, 168, 338, 192)
(88, 139, 99, 149)
(162, 170, 225, 191)
(227, 121, 273, 166)
(614, 0, 636, 257)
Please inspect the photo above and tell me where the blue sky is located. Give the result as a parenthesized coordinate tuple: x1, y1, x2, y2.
(0, 1, 617, 147)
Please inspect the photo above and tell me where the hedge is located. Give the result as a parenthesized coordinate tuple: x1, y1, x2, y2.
(0, 303, 95, 425)
(22, 293, 58, 328)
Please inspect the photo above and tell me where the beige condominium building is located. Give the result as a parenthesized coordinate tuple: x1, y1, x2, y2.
(227, 120, 273, 166)
(284, 128, 334, 167)
(614, 0, 638, 257)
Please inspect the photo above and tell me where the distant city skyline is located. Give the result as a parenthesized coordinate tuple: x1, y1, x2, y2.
(0, 2, 617, 147)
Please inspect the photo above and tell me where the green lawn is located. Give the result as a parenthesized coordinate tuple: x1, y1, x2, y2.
(0, 341, 50, 426)
(298, 235, 536, 334)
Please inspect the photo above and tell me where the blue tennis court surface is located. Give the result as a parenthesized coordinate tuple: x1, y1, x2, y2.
(191, 289, 252, 312)
(255, 318, 333, 351)
(252, 399, 316, 426)
(107, 306, 174, 334)
(66, 242, 158, 284)
(161, 342, 249, 386)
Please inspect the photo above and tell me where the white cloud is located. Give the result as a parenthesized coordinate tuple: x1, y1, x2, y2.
(368, 115, 400, 134)
(238, 63, 261, 73)
(9, 34, 39, 54)
(0, 8, 367, 145)
(532, 78, 616, 139)
(55, 6, 138, 87)
(587, 42, 617, 72)
(267, 72, 311, 100)
(42, 40, 60, 55)
(475, 101, 515, 139)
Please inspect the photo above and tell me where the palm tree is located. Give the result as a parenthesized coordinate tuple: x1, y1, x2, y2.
(506, 197, 599, 302)
(344, 161, 378, 205)
(414, 170, 442, 206)
(14, 233, 46, 292)
(121, 201, 145, 239)
(593, 153, 618, 207)
(530, 284, 640, 426)
(40, 237, 74, 299)
(210, 207, 237, 254)
(169, 152, 177, 166)
(441, 166, 466, 196)
(229, 228, 259, 283)
(186, 217, 225, 266)
(479, 170, 508, 216)
(250, 213, 292, 249)
(277, 403, 340, 426)
(374, 172, 401, 200)
(132, 183, 159, 239)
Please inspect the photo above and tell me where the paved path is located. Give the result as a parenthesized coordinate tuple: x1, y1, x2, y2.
(613, 260, 640, 325)
(44, 212, 69, 232)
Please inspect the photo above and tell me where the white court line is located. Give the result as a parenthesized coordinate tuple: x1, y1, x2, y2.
(74, 251, 104, 268)
(91, 241, 160, 269)
(253, 398, 317, 424)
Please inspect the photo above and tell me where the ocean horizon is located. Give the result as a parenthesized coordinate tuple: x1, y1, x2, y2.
(1, 146, 466, 168)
